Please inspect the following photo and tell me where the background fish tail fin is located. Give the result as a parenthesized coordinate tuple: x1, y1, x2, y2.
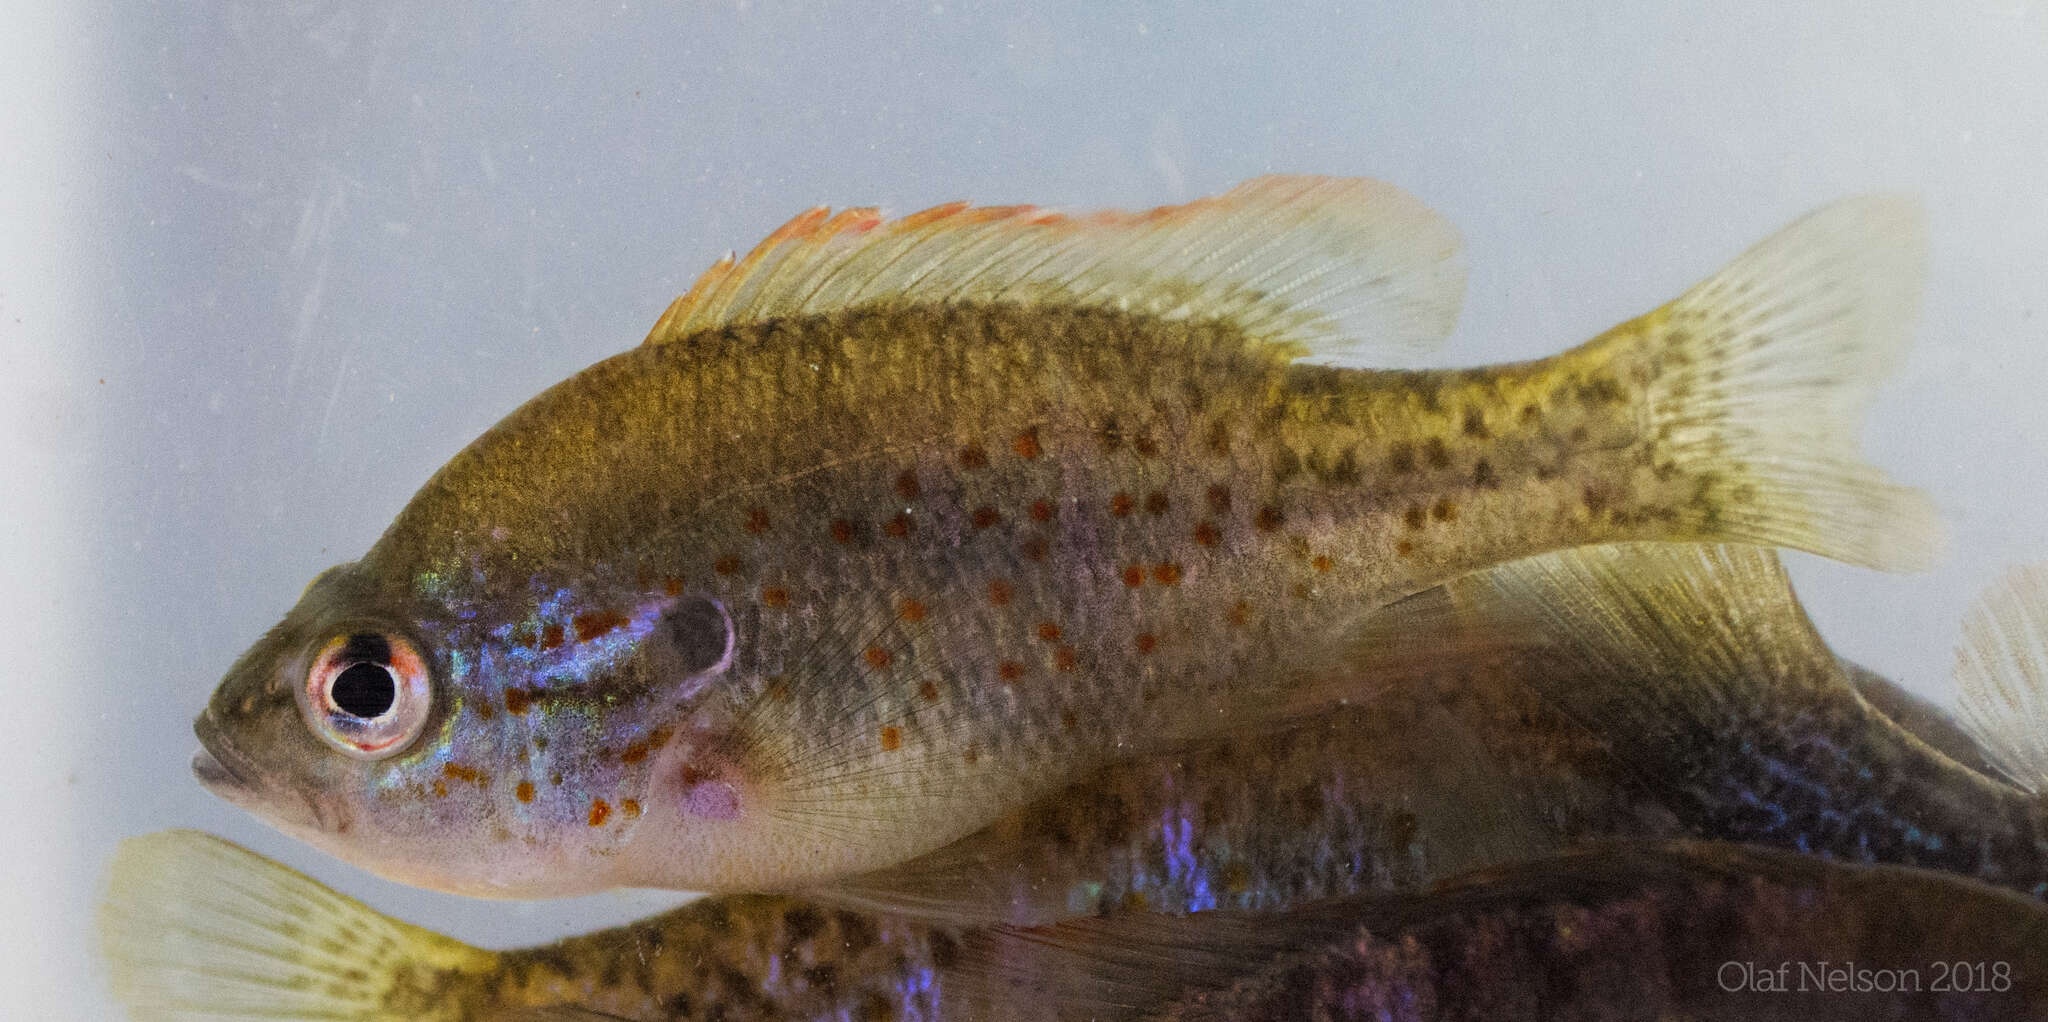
(1955, 563, 2048, 795)
(1594, 196, 1942, 572)
(100, 830, 499, 1021)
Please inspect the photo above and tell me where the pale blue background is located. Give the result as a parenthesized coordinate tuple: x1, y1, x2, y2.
(7, 2, 2048, 1015)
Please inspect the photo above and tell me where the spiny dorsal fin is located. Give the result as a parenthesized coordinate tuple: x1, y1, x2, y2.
(644, 175, 1466, 364)
(1955, 563, 2048, 795)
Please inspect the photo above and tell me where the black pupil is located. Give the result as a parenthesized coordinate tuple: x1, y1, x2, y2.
(332, 662, 397, 719)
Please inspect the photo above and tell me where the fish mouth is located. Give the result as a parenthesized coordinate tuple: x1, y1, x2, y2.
(189, 746, 243, 789)
(190, 714, 261, 806)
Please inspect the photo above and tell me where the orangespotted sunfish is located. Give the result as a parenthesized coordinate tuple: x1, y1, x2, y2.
(193, 176, 1938, 897)
(101, 832, 2048, 1020)
(1444, 543, 2048, 900)
(816, 545, 2048, 926)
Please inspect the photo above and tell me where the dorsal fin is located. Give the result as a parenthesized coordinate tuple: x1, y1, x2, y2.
(644, 175, 1467, 364)
(1955, 563, 2048, 795)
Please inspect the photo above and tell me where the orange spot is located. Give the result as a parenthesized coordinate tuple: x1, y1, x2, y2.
(1122, 564, 1145, 587)
(1135, 633, 1159, 654)
(761, 585, 790, 608)
(1193, 522, 1221, 546)
(619, 728, 669, 766)
(713, 555, 741, 575)
(505, 687, 534, 715)
(1030, 500, 1055, 522)
(515, 780, 535, 803)
(1134, 436, 1160, 457)
(621, 799, 642, 819)
(442, 762, 483, 784)
(1255, 505, 1285, 532)
(898, 598, 928, 622)
(475, 702, 494, 722)
(1144, 491, 1170, 515)
(744, 507, 770, 534)
(830, 519, 855, 544)
(1054, 645, 1078, 672)
(1312, 555, 1333, 573)
(958, 443, 989, 469)
(972, 506, 1002, 529)
(1152, 562, 1183, 585)
(998, 660, 1025, 682)
(988, 579, 1014, 606)
(1013, 429, 1041, 460)
(1206, 483, 1232, 513)
(1110, 492, 1135, 517)
(663, 576, 685, 597)
(1020, 536, 1049, 561)
(864, 646, 893, 669)
(1228, 601, 1252, 627)
(964, 746, 980, 765)
(573, 609, 629, 642)
(1432, 499, 1458, 522)
(1403, 506, 1426, 530)
(433, 780, 448, 798)
(880, 726, 902, 751)
(885, 513, 913, 538)
(539, 625, 565, 651)
(1036, 621, 1062, 641)
(589, 799, 611, 827)
(1396, 539, 1415, 557)
(919, 680, 940, 701)
(895, 469, 921, 501)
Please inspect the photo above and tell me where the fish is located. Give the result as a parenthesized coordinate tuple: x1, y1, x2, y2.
(100, 831, 2048, 1021)
(1138, 841, 2048, 1022)
(1445, 543, 2048, 899)
(814, 545, 2048, 926)
(97, 829, 1319, 1022)
(192, 175, 1940, 897)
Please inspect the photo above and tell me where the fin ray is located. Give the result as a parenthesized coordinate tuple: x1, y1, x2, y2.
(99, 830, 497, 1021)
(1955, 563, 2048, 795)
(1621, 195, 1941, 571)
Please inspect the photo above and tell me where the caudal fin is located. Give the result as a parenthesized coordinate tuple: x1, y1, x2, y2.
(1589, 197, 1942, 572)
(1955, 563, 2048, 796)
(99, 830, 499, 1021)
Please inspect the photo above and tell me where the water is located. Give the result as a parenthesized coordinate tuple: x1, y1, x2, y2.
(8, 2, 2048, 1016)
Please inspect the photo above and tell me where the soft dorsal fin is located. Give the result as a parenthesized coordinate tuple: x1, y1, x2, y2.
(1955, 563, 2048, 795)
(1445, 543, 1842, 700)
(644, 175, 1467, 364)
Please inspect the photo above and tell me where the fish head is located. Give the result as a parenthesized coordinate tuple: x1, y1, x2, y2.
(194, 559, 738, 898)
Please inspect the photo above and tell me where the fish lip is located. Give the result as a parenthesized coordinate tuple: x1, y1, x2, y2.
(190, 713, 259, 801)
(189, 746, 244, 789)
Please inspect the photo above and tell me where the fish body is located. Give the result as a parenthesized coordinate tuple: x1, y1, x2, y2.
(1450, 544, 2048, 899)
(101, 832, 2048, 1021)
(193, 177, 1937, 896)
(820, 545, 2048, 926)
(1148, 842, 2048, 1022)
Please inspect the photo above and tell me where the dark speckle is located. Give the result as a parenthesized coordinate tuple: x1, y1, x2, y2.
(1462, 408, 1491, 439)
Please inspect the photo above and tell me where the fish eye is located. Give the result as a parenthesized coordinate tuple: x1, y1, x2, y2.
(303, 632, 431, 759)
